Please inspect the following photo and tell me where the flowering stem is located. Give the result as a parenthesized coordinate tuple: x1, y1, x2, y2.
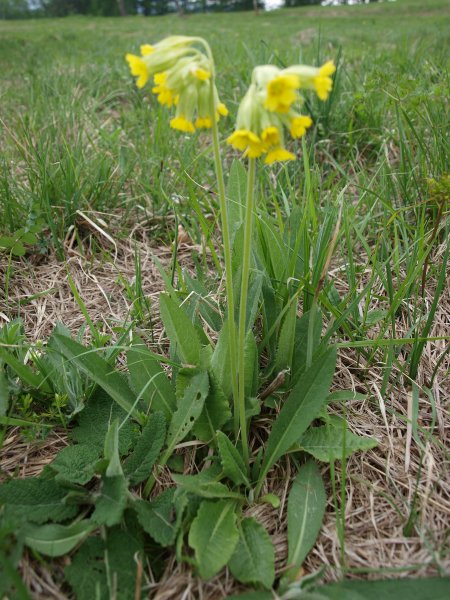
(202, 40, 240, 440)
(237, 157, 256, 467)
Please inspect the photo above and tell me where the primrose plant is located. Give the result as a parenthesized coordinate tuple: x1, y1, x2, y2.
(0, 37, 379, 598)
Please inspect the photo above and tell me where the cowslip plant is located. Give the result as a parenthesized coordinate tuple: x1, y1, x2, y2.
(0, 37, 382, 598)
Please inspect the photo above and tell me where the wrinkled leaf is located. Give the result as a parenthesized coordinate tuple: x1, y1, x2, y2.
(51, 444, 101, 485)
(134, 488, 177, 546)
(123, 412, 166, 485)
(92, 475, 128, 526)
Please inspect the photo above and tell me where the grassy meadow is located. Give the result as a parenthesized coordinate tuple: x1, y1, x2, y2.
(0, 0, 449, 597)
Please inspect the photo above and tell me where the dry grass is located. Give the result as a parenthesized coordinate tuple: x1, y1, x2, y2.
(0, 226, 449, 599)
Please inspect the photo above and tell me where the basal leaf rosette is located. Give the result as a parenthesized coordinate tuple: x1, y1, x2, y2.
(125, 36, 228, 133)
(227, 61, 335, 164)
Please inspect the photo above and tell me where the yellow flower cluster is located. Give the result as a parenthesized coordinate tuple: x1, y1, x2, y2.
(227, 61, 335, 163)
(125, 36, 228, 133)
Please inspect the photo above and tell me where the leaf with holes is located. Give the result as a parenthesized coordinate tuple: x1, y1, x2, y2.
(228, 517, 275, 589)
(164, 371, 209, 458)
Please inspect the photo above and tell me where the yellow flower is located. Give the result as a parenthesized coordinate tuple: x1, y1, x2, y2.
(313, 61, 336, 101)
(217, 103, 229, 117)
(261, 126, 280, 148)
(194, 68, 211, 81)
(265, 74, 300, 113)
(264, 147, 296, 164)
(125, 53, 149, 89)
(170, 116, 195, 133)
(290, 115, 313, 138)
(140, 44, 154, 56)
(227, 130, 265, 157)
(152, 72, 177, 106)
(195, 117, 212, 129)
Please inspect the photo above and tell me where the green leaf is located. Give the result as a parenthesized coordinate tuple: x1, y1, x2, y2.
(65, 537, 107, 600)
(0, 346, 50, 393)
(257, 348, 336, 492)
(71, 390, 136, 456)
(92, 476, 128, 526)
(0, 478, 77, 524)
(188, 499, 239, 580)
(291, 310, 323, 384)
(227, 159, 246, 239)
(211, 321, 232, 399)
(52, 334, 142, 422)
(172, 473, 243, 500)
(127, 338, 176, 419)
(216, 431, 250, 488)
(159, 293, 201, 365)
(51, 444, 101, 485)
(22, 520, 94, 557)
(165, 371, 209, 457)
(274, 300, 298, 375)
(0, 365, 8, 417)
(193, 372, 232, 442)
(104, 419, 123, 477)
(312, 577, 450, 600)
(65, 518, 144, 600)
(245, 273, 263, 333)
(287, 460, 326, 578)
(123, 412, 166, 485)
(299, 416, 378, 463)
(244, 330, 258, 398)
(134, 488, 177, 546)
(228, 517, 275, 589)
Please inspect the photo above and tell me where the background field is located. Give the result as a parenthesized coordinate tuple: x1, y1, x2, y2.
(0, 0, 449, 597)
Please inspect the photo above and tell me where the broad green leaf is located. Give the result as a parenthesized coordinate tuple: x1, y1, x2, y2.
(123, 412, 166, 485)
(134, 488, 177, 546)
(22, 520, 94, 557)
(228, 517, 275, 589)
(159, 293, 201, 366)
(165, 371, 209, 457)
(52, 334, 142, 422)
(92, 475, 128, 526)
(127, 338, 176, 419)
(51, 444, 101, 485)
(188, 499, 239, 580)
(0, 478, 77, 524)
(71, 390, 136, 456)
(257, 348, 336, 491)
(216, 431, 250, 488)
(65, 537, 107, 600)
(172, 473, 243, 500)
(193, 372, 232, 442)
(287, 461, 326, 578)
(274, 300, 298, 375)
(299, 416, 378, 463)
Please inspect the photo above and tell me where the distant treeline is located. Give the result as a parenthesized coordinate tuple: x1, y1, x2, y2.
(0, 0, 378, 19)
